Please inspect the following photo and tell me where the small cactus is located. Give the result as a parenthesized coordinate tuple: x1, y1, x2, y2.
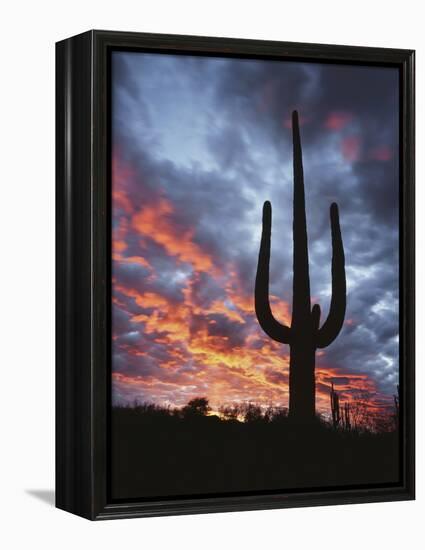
(255, 111, 346, 422)
(341, 402, 351, 431)
(330, 383, 341, 428)
(393, 384, 400, 427)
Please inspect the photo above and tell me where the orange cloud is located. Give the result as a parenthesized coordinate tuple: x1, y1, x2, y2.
(117, 286, 191, 343)
(112, 155, 135, 215)
(114, 254, 151, 269)
(113, 270, 292, 409)
(132, 197, 215, 273)
(370, 146, 392, 161)
(205, 299, 246, 324)
(324, 111, 352, 131)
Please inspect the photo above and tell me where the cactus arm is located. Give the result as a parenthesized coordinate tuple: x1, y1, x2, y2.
(317, 202, 346, 349)
(255, 201, 292, 344)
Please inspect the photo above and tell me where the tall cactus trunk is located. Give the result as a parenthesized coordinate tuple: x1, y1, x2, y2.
(289, 339, 316, 421)
(255, 110, 346, 424)
(290, 111, 314, 421)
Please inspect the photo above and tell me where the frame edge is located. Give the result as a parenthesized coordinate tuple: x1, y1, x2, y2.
(56, 30, 97, 520)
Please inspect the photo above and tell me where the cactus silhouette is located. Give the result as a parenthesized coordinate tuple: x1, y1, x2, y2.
(341, 402, 351, 431)
(330, 383, 341, 428)
(255, 110, 346, 422)
(393, 384, 399, 425)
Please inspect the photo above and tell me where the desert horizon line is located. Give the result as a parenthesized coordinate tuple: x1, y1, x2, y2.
(111, 388, 398, 415)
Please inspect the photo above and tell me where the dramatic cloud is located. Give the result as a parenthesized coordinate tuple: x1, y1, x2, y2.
(111, 51, 399, 417)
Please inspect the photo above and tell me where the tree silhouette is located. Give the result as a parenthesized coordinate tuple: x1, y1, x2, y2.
(182, 397, 211, 418)
(241, 403, 263, 423)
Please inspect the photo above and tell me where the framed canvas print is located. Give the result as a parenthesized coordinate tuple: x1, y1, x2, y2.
(56, 30, 415, 520)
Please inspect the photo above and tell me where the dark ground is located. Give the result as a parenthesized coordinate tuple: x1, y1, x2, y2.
(110, 406, 399, 501)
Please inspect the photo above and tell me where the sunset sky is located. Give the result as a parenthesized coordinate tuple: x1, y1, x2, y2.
(111, 51, 399, 416)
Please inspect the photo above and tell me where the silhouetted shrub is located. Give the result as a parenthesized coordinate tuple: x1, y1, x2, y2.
(181, 397, 211, 419)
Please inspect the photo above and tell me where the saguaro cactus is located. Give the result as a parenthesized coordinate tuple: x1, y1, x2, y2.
(393, 384, 399, 426)
(330, 383, 341, 428)
(341, 402, 351, 431)
(255, 110, 346, 422)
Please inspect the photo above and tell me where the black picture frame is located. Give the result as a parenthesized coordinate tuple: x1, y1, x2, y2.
(56, 29, 415, 520)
